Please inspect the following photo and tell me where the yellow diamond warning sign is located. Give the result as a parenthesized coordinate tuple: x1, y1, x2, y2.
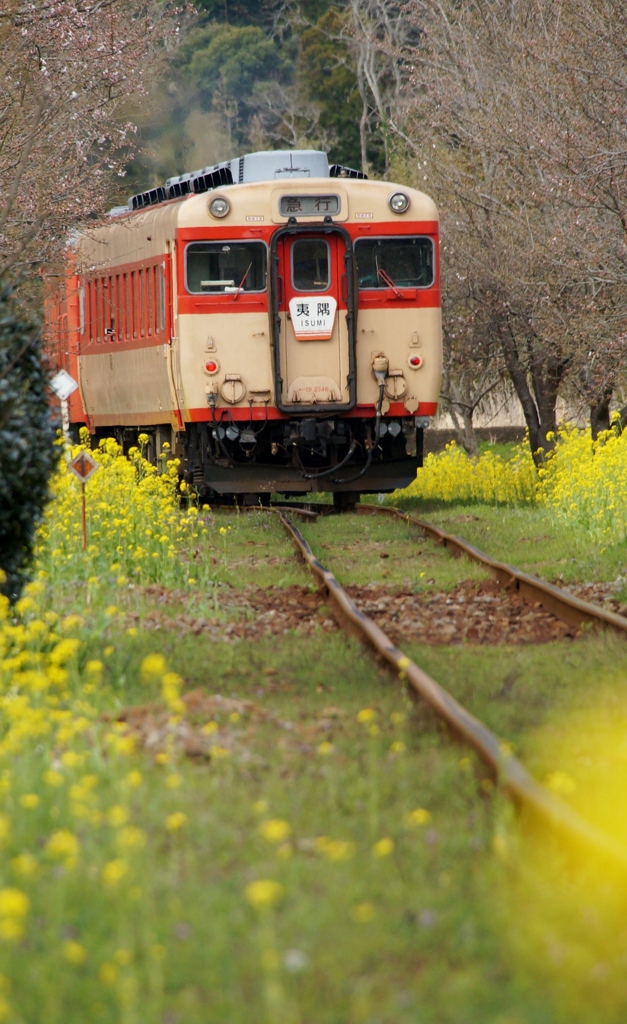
(68, 450, 99, 483)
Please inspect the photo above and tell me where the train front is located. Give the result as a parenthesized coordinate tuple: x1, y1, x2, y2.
(176, 150, 442, 504)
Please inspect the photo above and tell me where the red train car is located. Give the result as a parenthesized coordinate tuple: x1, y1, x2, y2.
(45, 149, 441, 505)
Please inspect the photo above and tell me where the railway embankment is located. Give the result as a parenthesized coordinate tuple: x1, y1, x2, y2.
(2, 436, 627, 1022)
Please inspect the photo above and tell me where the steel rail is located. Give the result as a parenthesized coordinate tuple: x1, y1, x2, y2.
(216, 498, 627, 632)
(277, 508, 627, 870)
(356, 504, 627, 633)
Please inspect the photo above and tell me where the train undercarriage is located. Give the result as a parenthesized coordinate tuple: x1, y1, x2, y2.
(92, 415, 426, 508)
(185, 414, 424, 505)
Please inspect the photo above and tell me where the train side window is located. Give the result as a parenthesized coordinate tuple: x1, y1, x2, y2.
(96, 278, 104, 343)
(106, 275, 115, 341)
(157, 264, 166, 332)
(186, 242, 266, 294)
(291, 239, 330, 292)
(139, 268, 145, 338)
(147, 265, 154, 335)
(132, 271, 138, 339)
(124, 272, 131, 339)
(355, 237, 434, 290)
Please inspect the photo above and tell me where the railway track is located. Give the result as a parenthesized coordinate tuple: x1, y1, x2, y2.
(266, 504, 627, 870)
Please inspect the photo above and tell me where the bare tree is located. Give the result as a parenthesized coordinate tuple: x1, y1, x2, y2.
(400, 0, 627, 459)
(0, 0, 184, 285)
(439, 231, 506, 456)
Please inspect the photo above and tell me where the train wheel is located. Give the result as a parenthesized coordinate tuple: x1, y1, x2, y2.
(333, 492, 359, 513)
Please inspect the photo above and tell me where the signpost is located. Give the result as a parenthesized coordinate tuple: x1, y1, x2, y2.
(68, 450, 99, 550)
(50, 370, 79, 460)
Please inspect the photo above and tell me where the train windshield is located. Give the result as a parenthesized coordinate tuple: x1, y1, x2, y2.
(355, 237, 434, 289)
(291, 239, 330, 291)
(186, 241, 266, 294)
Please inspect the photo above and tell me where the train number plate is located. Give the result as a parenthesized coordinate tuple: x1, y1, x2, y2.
(289, 296, 337, 341)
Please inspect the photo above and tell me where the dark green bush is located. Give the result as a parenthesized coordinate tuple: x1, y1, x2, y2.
(0, 290, 59, 601)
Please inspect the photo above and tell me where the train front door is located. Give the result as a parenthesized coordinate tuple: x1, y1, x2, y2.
(272, 230, 356, 413)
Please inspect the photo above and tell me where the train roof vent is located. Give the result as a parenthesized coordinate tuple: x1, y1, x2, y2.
(330, 164, 368, 179)
(189, 163, 235, 195)
(128, 185, 167, 211)
(165, 172, 195, 199)
(236, 150, 329, 182)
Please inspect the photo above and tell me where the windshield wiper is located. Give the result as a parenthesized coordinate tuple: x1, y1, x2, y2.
(376, 267, 404, 299)
(232, 262, 253, 300)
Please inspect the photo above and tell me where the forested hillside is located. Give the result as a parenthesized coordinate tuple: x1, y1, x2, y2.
(123, 0, 402, 195)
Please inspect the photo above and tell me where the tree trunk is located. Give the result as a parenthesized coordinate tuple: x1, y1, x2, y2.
(497, 319, 567, 466)
(448, 405, 479, 457)
(590, 386, 612, 440)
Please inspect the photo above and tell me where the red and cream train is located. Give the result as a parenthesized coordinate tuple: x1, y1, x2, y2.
(45, 149, 442, 504)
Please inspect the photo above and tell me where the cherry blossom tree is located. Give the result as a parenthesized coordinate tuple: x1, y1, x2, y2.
(0, 0, 184, 284)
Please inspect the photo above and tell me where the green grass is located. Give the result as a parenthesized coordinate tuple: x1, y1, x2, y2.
(297, 511, 488, 590)
(5, 501, 627, 1023)
(393, 498, 627, 593)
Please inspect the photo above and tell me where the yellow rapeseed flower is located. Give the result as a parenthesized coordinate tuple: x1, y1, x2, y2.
(351, 902, 375, 923)
(245, 880, 284, 910)
(63, 940, 87, 965)
(11, 854, 38, 878)
(314, 836, 355, 862)
(102, 859, 129, 885)
(0, 889, 29, 919)
(43, 770, 64, 787)
(404, 808, 431, 827)
(356, 708, 376, 724)
(372, 837, 394, 858)
(98, 962, 118, 985)
(165, 812, 187, 832)
(117, 826, 146, 850)
(106, 805, 129, 828)
(259, 819, 291, 844)
(18, 794, 39, 809)
(45, 829, 79, 867)
(140, 654, 167, 680)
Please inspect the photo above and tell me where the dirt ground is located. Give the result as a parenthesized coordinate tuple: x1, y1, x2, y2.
(127, 577, 607, 646)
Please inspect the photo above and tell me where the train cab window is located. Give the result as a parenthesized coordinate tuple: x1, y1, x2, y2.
(186, 241, 266, 294)
(355, 237, 434, 289)
(292, 239, 330, 291)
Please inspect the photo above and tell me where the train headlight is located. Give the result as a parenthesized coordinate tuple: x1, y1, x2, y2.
(209, 196, 230, 218)
(389, 191, 410, 214)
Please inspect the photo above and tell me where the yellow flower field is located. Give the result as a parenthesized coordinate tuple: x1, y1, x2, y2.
(1, 431, 626, 1022)
(398, 425, 627, 541)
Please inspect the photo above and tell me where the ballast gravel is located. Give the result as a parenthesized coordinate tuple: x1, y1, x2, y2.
(130, 578, 592, 645)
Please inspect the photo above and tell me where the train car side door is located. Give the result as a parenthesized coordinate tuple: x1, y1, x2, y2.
(272, 228, 357, 413)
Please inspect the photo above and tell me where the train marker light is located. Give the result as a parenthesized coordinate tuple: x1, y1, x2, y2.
(388, 420, 402, 437)
(204, 360, 220, 375)
(408, 354, 423, 369)
(209, 196, 230, 218)
(389, 191, 410, 214)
